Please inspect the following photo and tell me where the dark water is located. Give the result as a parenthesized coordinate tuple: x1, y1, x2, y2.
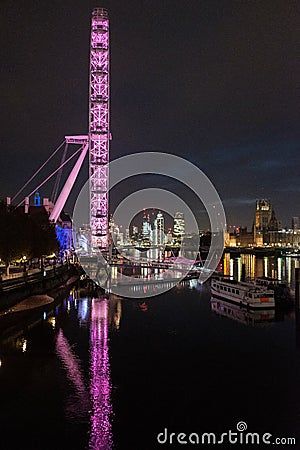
(0, 278, 300, 449)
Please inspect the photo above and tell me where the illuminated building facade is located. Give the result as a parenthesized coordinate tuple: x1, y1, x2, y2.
(255, 200, 272, 231)
(76, 224, 91, 254)
(173, 212, 185, 237)
(55, 211, 73, 252)
(142, 213, 152, 244)
(292, 217, 300, 231)
(153, 212, 165, 245)
(254, 199, 278, 246)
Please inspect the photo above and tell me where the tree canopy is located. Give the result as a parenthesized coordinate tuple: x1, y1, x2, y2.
(0, 201, 59, 267)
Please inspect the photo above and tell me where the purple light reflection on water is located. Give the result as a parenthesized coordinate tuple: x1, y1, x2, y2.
(56, 329, 90, 420)
(89, 297, 113, 450)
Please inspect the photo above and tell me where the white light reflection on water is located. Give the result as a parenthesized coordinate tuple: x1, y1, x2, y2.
(89, 297, 113, 450)
(224, 253, 300, 287)
(56, 329, 90, 421)
(78, 297, 89, 324)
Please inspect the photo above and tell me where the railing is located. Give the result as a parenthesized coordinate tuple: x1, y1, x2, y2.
(0, 263, 70, 293)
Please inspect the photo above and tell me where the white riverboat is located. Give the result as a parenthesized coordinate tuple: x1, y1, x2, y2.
(211, 277, 275, 309)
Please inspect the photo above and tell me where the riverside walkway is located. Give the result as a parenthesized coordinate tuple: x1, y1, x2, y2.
(0, 262, 78, 312)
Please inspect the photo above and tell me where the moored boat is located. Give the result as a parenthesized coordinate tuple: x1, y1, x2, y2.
(211, 277, 275, 309)
(254, 277, 294, 308)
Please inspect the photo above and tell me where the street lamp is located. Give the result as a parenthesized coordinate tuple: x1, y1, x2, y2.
(22, 256, 27, 276)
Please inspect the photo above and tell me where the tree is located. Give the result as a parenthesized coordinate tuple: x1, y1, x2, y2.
(0, 201, 59, 275)
(28, 208, 59, 259)
(0, 201, 28, 274)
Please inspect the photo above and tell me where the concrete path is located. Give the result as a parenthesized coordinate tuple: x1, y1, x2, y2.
(0, 295, 54, 317)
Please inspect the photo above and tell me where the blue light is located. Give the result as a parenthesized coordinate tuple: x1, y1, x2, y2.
(56, 225, 73, 252)
(33, 191, 41, 206)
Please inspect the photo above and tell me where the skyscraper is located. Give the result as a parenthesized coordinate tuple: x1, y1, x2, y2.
(142, 212, 152, 238)
(153, 212, 165, 245)
(173, 212, 185, 237)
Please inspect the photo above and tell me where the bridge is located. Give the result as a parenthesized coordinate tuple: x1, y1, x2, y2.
(81, 255, 203, 270)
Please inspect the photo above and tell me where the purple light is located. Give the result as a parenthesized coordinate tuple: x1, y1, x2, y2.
(89, 8, 110, 249)
(56, 329, 90, 420)
(89, 297, 113, 449)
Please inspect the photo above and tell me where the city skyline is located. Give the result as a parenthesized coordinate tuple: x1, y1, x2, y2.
(110, 209, 185, 247)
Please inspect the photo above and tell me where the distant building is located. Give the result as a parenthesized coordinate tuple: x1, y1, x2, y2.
(41, 197, 55, 216)
(76, 224, 91, 254)
(225, 227, 254, 248)
(236, 228, 255, 247)
(153, 212, 165, 245)
(173, 212, 185, 237)
(125, 228, 130, 245)
(292, 217, 300, 231)
(166, 229, 173, 245)
(224, 200, 300, 249)
(109, 217, 124, 247)
(142, 213, 152, 238)
(255, 199, 272, 231)
(117, 232, 124, 246)
(56, 211, 73, 252)
(254, 199, 278, 246)
(33, 191, 41, 206)
(265, 229, 300, 248)
(132, 225, 139, 236)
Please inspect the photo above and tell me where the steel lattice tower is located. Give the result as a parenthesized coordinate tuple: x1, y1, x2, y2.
(89, 8, 110, 249)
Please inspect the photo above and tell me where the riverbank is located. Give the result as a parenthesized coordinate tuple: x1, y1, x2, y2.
(224, 246, 297, 257)
(0, 268, 80, 340)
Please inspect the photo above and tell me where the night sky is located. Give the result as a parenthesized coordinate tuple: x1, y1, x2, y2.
(1, 0, 299, 229)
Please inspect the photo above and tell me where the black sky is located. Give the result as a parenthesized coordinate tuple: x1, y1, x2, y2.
(1, 0, 299, 229)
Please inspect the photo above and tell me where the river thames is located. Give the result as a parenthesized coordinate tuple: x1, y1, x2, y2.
(0, 253, 300, 449)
